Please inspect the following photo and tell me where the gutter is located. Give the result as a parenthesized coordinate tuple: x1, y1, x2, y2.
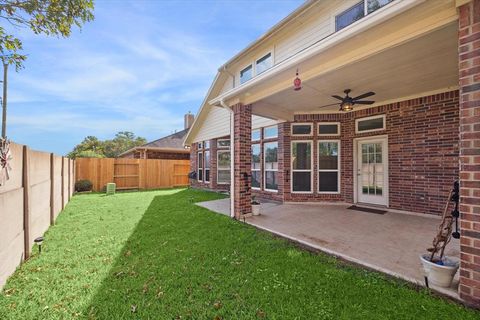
(209, 0, 424, 107)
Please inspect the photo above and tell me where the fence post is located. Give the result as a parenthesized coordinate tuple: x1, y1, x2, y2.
(68, 159, 71, 201)
(61, 156, 65, 209)
(50, 153, 55, 225)
(22, 145, 31, 260)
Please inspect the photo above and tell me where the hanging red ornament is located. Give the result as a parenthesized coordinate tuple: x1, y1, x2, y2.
(293, 68, 302, 91)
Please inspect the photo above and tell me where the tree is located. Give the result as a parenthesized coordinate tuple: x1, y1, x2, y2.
(0, 0, 95, 69)
(68, 132, 147, 159)
(103, 131, 147, 158)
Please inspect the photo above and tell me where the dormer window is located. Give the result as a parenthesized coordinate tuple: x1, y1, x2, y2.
(240, 65, 253, 84)
(256, 53, 272, 75)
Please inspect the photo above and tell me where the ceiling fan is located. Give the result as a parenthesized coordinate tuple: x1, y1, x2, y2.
(319, 89, 375, 112)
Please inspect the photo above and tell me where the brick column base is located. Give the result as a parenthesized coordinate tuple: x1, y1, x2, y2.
(458, 0, 480, 307)
(233, 103, 252, 219)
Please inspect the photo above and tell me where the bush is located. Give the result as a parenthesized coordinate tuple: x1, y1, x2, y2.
(75, 179, 93, 192)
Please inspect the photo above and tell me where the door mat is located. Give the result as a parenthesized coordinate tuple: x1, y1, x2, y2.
(347, 205, 387, 215)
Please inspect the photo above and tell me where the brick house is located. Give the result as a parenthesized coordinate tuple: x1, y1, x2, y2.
(119, 113, 193, 160)
(184, 0, 480, 305)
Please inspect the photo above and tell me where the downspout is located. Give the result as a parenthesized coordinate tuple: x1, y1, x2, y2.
(220, 99, 235, 218)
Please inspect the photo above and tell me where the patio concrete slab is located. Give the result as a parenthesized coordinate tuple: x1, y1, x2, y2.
(248, 202, 460, 299)
(197, 198, 460, 300)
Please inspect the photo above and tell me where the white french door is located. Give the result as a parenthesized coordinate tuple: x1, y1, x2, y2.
(356, 137, 388, 206)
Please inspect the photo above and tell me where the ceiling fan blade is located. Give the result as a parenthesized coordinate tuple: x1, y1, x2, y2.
(354, 100, 375, 105)
(318, 103, 340, 109)
(352, 92, 375, 100)
(331, 95, 344, 101)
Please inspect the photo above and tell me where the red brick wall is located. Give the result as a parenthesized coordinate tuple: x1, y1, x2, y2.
(458, 0, 480, 307)
(233, 104, 252, 218)
(282, 91, 459, 216)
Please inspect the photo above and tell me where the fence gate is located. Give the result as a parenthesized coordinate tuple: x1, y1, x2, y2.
(113, 159, 140, 190)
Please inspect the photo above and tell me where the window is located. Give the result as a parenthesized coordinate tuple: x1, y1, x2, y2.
(318, 141, 340, 193)
(252, 129, 261, 141)
(291, 123, 312, 136)
(204, 150, 210, 183)
(197, 142, 202, 149)
(318, 122, 340, 136)
(291, 141, 312, 193)
(264, 142, 278, 191)
(204, 141, 210, 149)
(367, 0, 394, 14)
(355, 115, 386, 133)
(240, 65, 253, 84)
(264, 125, 278, 139)
(256, 53, 272, 74)
(335, 1, 364, 31)
(197, 151, 203, 181)
(252, 144, 261, 189)
(217, 150, 230, 184)
(217, 139, 230, 148)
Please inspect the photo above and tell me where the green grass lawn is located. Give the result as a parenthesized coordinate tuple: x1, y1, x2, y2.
(0, 188, 477, 319)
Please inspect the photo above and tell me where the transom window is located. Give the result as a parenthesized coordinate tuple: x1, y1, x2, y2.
(217, 139, 230, 148)
(356, 115, 386, 133)
(240, 65, 253, 84)
(318, 123, 340, 136)
(335, 0, 394, 31)
(264, 142, 278, 191)
(256, 53, 272, 74)
(318, 141, 340, 193)
(264, 125, 278, 139)
(291, 141, 312, 193)
(291, 123, 312, 136)
(252, 129, 261, 141)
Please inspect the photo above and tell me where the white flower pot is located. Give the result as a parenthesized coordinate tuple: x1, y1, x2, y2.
(420, 254, 459, 288)
(252, 204, 261, 216)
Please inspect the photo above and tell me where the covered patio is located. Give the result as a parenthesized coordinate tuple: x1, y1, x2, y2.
(197, 198, 460, 299)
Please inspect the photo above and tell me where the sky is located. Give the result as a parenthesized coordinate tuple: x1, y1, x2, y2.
(5, 0, 303, 155)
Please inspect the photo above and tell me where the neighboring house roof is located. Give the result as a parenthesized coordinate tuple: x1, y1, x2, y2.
(119, 128, 190, 157)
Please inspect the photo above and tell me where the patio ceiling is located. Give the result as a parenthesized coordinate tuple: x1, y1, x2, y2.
(250, 22, 458, 120)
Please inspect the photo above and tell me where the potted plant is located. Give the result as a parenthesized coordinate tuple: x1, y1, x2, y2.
(420, 181, 461, 288)
(251, 196, 261, 216)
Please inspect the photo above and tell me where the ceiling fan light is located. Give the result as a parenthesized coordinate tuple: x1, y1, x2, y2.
(341, 101, 353, 112)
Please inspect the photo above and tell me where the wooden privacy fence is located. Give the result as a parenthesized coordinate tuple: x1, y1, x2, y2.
(0, 142, 74, 289)
(75, 158, 190, 191)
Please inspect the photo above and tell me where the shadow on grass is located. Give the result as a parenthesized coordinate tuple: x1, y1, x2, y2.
(83, 189, 478, 320)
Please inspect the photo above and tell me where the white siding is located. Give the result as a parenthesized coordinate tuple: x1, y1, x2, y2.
(193, 107, 280, 143)
(219, 0, 361, 95)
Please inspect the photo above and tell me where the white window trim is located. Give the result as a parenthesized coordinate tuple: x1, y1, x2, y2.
(291, 140, 313, 194)
(217, 150, 230, 185)
(291, 123, 313, 136)
(217, 138, 230, 148)
(264, 125, 279, 139)
(197, 142, 203, 150)
(251, 128, 261, 142)
(197, 151, 203, 182)
(204, 150, 210, 184)
(318, 140, 341, 194)
(318, 122, 341, 136)
(355, 114, 386, 134)
(264, 141, 278, 193)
